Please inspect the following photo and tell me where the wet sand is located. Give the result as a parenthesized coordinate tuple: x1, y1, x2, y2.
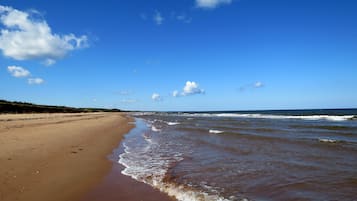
(82, 147, 175, 201)
(0, 112, 173, 201)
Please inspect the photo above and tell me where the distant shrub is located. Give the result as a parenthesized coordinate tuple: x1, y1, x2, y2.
(0, 100, 122, 114)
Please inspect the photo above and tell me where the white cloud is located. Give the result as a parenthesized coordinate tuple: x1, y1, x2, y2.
(196, 0, 232, 8)
(172, 90, 179, 97)
(0, 5, 88, 65)
(173, 81, 205, 97)
(28, 78, 44, 85)
(183, 81, 204, 95)
(254, 81, 264, 88)
(42, 58, 56, 66)
(7, 65, 45, 85)
(7, 65, 30, 77)
(151, 93, 162, 101)
(239, 81, 264, 91)
(153, 12, 164, 25)
(0, 5, 11, 12)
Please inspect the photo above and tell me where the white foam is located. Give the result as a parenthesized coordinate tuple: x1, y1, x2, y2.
(132, 112, 155, 116)
(119, 118, 237, 201)
(151, 126, 161, 132)
(119, 136, 231, 201)
(182, 113, 354, 121)
(120, 153, 232, 201)
(319, 138, 338, 143)
(166, 121, 181, 126)
(156, 183, 231, 201)
(142, 133, 153, 144)
(122, 142, 132, 154)
(209, 129, 224, 134)
(215, 114, 355, 121)
(120, 163, 231, 201)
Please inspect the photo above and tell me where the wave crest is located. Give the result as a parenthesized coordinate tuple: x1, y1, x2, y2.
(182, 113, 355, 121)
(209, 129, 224, 134)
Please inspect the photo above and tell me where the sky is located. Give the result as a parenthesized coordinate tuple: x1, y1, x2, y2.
(0, 0, 356, 111)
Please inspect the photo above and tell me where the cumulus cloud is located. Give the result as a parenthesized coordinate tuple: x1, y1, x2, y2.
(196, 0, 232, 8)
(151, 93, 162, 101)
(183, 81, 204, 95)
(28, 78, 44, 85)
(153, 11, 164, 25)
(0, 5, 88, 65)
(7, 65, 45, 85)
(7, 65, 30, 77)
(173, 81, 205, 97)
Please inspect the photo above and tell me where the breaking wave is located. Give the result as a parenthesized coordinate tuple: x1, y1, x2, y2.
(209, 129, 224, 134)
(182, 113, 355, 121)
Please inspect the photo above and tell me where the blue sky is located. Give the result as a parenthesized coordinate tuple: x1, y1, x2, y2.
(0, 0, 356, 111)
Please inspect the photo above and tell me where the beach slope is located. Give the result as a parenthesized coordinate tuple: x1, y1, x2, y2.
(0, 113, 133, 201)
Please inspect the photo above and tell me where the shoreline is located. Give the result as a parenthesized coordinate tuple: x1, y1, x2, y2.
(0, 112, 172, 201)
(82, 126, 175, 201)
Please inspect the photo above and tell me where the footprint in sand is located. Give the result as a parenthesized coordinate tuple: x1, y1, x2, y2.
(71, 147, 84, 154)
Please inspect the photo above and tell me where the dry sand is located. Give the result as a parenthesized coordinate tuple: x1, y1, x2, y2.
(0, 112, 173, 201)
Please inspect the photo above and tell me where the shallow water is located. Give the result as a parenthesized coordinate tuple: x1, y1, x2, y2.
(119, 110, 357, 201)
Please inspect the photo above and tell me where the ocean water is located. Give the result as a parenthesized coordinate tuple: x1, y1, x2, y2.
(119, 109, 357, 201)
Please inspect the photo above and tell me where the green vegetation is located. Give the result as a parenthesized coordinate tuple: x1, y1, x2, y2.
(0, 100, 121, 113)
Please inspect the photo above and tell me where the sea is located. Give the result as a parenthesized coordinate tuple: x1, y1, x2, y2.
(118, 109, 357, 201)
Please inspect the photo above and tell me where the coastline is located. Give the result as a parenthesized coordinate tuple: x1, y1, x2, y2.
(82, 129, 175, 201)
(0, 112, 155, 201)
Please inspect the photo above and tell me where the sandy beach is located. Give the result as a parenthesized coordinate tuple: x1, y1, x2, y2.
(0, 112, 173, 201)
